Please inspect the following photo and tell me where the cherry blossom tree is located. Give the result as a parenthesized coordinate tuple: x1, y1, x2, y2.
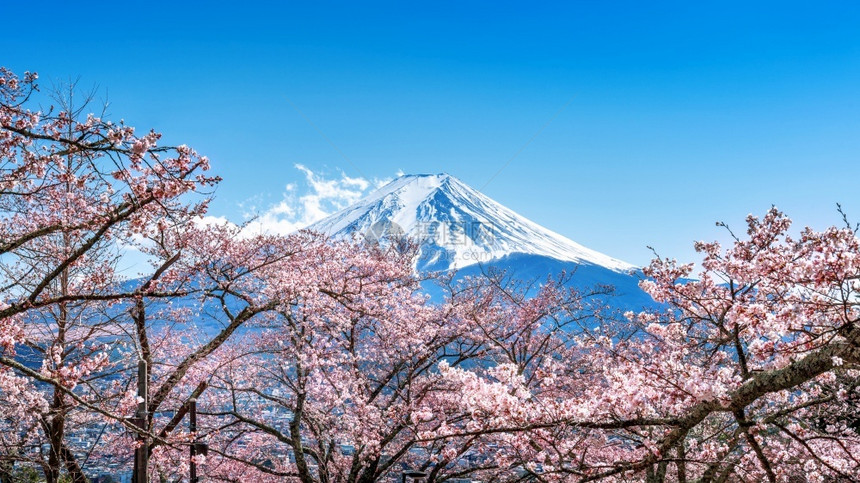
(0, 67, 217, 482)
(133, 226, 343, 481)
(185, 239, 464, 482)
(424, 208, 860, 482)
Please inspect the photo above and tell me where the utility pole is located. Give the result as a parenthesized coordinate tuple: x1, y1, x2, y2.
(132, 360, 148, 483)
(189, 398, 198, 483)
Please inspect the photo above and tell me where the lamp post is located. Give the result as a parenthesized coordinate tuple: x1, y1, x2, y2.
(402, 469, 428, 483)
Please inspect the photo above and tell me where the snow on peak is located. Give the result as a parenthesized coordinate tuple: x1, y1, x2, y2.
(308, 173, 635, 272)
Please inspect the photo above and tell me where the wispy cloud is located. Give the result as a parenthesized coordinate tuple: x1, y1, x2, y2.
(118, 166, 397, 275)
(204, 165, 395, 237)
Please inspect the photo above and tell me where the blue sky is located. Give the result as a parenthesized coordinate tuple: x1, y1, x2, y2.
(5, 1, 860, 267)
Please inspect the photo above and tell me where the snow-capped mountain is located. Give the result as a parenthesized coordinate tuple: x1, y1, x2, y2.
(310, 173, 654, 309)
(310, 173, 635, 273)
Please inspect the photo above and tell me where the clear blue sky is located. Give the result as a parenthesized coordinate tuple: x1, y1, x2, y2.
(5, 1, 860, 267)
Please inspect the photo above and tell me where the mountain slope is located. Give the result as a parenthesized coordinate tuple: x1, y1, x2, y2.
(309, 173, 635, 273)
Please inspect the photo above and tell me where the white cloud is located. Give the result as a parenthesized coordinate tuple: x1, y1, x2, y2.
(238, 165, 394, 237)
(118, 166, 397, 275)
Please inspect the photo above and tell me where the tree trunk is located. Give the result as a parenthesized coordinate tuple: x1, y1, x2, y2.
(61, 444, 88, 483)
(45, 389, 65, 483)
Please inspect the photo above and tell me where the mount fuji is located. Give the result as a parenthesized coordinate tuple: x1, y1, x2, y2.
(309, 173, 654, 309)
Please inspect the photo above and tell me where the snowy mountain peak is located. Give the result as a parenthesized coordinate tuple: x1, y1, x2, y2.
(309, 173, 636, 272)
